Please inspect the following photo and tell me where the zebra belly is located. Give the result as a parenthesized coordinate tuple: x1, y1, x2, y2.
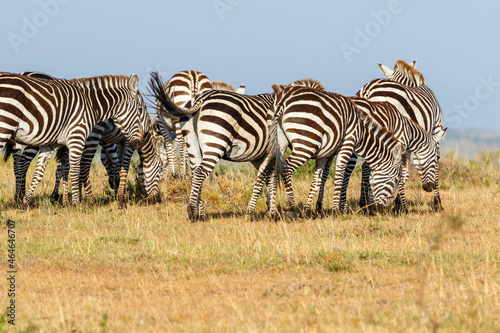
(14, 122, 60, 146)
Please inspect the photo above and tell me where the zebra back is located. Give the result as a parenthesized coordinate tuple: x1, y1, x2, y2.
(357, 77, 444, 137)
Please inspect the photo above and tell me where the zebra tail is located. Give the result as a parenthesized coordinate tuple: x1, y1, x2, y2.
(268, 104, 285, 183)
(149, 71, 202, 118)
(2, 141, 15, 162)
(55, 146, 68, 164)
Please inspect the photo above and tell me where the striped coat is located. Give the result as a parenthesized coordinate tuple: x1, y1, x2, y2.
(150, 72, 273, 221)
(355, 59, 446, 210)
(0, 73, 146, 203)
(258, 80, 407, 217)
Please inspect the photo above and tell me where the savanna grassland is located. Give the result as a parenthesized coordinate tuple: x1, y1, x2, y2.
(0, 152, 499, 332)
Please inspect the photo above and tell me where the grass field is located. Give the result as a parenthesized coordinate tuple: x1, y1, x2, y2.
(0, 152, 499, 332)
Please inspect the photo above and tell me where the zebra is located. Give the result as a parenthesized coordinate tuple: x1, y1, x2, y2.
(155, 70, 213, 178)
(1, 71, 57, 202)
(150, 71, 273, 222)
(0, 72, 147, 204)
(155, 71, 246, 178)
(342, 97, 446, 213)
(351, 59, 447, 211)
(255, 79, 408, 217)
(50, 105, 165, 208)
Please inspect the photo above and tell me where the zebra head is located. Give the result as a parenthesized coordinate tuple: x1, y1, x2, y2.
(377, 59, 425, 87)
(412, 128, 447, 192)
(138, 123, 165, 203)
(369, 142, 408, 207)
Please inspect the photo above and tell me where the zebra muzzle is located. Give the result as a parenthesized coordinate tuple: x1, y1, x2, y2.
(129, 138, 142, 150)
(422, 182, 434, 192)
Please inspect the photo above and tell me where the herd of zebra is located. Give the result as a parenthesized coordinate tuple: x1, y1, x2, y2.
(0, 59, 446, 222)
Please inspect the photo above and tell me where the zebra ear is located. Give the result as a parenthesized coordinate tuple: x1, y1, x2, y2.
(433, 127, 448, 142)
(129, 74, 139, 94)
(410, 59, 417, 68)
(272, 84, 285, 95)
(377, 62, 394, 78)
(155, 134, 165, 154)
(236, 84, 246, 94)
(391, 142, 405, 164)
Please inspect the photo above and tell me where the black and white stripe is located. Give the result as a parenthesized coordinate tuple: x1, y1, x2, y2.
(150, 72, 273, 222)
(353, 59, 446, 210)
(155, 70, 213, 178)
(258, 80, 407, 217)
(0, 72, 147, 204)
(343, 97, 446, 213)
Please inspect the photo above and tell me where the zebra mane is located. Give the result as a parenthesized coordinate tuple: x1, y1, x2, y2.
(272, 78, 326, 96)
(393, 60, 425, 86)
(71, 75, 132, 90)
(212, 80, 235, 92)
(290, 78, 326, 91)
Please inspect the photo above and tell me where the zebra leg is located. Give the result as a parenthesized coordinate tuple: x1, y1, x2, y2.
(315, 157, 334, 214)
(101, 143, 120, 191)
(393, 160, 409, 214)
(61, 157, 70, 205)
(67, 141, 87, 205)
(433, 170, 443, 212)
(50, 147, 69, 202)
(359, 161, 374, 214)
(23, 148, 55, 205)
(180, 139, 188, 177)
(394, 180, 408, 214)
(339, 153, 358, 213)
(266, 169, 279, 220)
(303, 158, 330, 213)
(246, 167, 270, 217)
(116, 144, 134, 208)
(14, 146, 39, 202)
(332, 146, 355, 214)
(51, 159, 64, 202)
(188, 155, 222, 222)
(79, 145, 101, 203)
(175, 121, 189, 178)
(282, 151, 312, 214)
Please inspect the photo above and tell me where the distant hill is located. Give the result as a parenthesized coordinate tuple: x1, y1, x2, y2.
(441, 129, 500, 157)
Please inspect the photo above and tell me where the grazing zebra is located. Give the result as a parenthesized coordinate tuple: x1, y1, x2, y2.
(0, 72, 146, 204)
(256, 79, 407, 217)
(150, 72, 273, 222)
(155, 70, 213, 178)
(351, 59, 446, 210)
(343, 97, 446, 213)
(51, 109, 165, 207)
(155, 71, 246, 178)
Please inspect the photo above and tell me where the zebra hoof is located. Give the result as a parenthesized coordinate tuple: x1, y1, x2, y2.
(146, 193, 161, 205)
(187, 206, 198, 223)
(50, 194, 60, 203)
(118, 199, 128, 209)
(315, 209, 326, 218)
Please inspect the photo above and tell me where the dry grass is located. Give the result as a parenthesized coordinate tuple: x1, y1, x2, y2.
(0, 153, 499, 332)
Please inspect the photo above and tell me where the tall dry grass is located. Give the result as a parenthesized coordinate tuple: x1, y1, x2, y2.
(0, 152, 499, 332)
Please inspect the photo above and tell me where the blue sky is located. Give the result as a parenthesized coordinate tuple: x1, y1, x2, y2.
(2, 0, 500, 130)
